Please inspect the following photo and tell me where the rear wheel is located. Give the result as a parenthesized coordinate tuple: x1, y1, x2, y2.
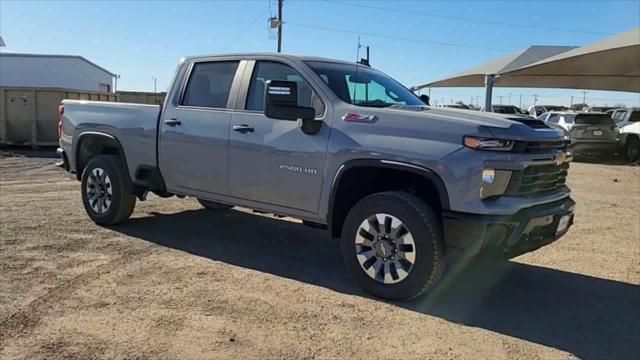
(626, 136, 639, 162)
(340, 191, 445, 300)
(81, 155, 136, 225)
(197, 199, 233, 211)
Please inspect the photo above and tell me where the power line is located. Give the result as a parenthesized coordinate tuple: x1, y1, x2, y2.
(319, 0, 613, 36)
(284, 21, 510, 52)
(222, 8, 270, 51)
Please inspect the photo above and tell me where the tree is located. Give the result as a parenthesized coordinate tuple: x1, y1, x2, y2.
(571, 103, 588, 111)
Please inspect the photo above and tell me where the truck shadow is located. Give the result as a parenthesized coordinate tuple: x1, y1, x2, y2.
(114, 208, 639, 360)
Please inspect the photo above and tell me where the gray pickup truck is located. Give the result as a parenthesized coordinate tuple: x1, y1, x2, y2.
(57, 53, 575, 300)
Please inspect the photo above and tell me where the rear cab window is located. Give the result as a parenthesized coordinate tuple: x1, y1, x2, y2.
(182, 61, 240, 108)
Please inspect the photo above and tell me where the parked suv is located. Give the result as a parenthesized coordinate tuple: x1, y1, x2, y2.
(57, 53, 575, 300)
(539, 111, 618, 156)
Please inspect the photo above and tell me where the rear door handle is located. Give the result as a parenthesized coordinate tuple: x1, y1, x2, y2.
(232, 124, 254, 133)
(164, 118, 182, 126)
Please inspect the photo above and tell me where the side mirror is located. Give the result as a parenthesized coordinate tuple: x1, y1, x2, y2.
(264, 80, 321, 135)
(419, 94, 430, 105)
(264, 80, 315, 121)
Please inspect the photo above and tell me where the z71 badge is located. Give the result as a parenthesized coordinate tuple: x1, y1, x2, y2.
(279, 164, 318, 175)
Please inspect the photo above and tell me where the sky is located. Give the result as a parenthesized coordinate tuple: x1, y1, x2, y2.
(1, 0, 639, 108)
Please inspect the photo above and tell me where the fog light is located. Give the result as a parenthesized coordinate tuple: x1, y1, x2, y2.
(482, 169, 495, 184)
(480, 169, 512, 199)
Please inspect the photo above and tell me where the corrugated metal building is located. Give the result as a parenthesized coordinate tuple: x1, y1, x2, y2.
(0, 53, 115, 92)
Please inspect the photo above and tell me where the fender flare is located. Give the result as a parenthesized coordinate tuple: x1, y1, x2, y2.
(74, 131, 129, 181)
(327, 159, 451, 232)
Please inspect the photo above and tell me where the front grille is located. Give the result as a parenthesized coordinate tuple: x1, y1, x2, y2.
(505, 162, 570, 196)
(512, 139, 570, 153)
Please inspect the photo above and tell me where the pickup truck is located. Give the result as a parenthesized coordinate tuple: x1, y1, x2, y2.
(57, 53, 575, 300)
(608, 107, 640, 161)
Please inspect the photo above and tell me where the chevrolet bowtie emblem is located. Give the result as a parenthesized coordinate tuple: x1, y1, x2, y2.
(554, 153, 567, 165)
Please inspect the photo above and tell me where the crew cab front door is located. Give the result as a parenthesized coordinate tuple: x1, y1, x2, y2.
(228, 60, 330, 214)
(159, 59, 243, 196)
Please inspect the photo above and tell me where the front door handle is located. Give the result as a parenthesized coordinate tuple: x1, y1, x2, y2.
(164, 118, 182, 126)
(232, 124, 254, 133)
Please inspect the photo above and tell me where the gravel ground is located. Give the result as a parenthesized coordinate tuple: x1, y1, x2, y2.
(1, 152, 639, 359)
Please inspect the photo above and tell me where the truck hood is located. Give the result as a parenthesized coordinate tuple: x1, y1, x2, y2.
(364, 105, 566, 141)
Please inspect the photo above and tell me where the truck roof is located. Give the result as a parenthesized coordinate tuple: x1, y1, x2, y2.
(184, 52, 355, 66)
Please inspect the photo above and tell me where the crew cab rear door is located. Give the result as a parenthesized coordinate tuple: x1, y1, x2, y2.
(227, 59, 330, 214)
(158, 59, 245, 195)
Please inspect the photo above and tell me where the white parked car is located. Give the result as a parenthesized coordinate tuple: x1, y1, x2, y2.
(608, 108, 640, 161)
(537, 111, 576, 131)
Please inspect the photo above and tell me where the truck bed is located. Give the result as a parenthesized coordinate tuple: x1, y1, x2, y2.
(60, 100, 161, 179)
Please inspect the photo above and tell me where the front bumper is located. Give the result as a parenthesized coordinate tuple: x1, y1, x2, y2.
(443, 197, 575, 260)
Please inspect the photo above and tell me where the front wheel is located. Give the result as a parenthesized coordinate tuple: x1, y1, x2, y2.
(626, 136, 639, 162)
(81, 155, 136, 225)
(340, 191, 445, 300)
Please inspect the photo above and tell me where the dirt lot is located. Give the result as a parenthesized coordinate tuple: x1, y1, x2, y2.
(1, 152, 639, 359)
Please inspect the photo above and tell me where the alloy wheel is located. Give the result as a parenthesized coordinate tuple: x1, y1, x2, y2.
(354, 213, 416, 284)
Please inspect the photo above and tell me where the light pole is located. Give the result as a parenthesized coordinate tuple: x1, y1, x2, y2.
(519, 94, 522, 109)
(114, 74, 121, 93)
(152, 76, 157, 93)
(508, 93, 512, 105)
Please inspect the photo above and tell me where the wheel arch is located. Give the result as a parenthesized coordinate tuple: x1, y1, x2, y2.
(327, 159, 450, 238)
(74, 132, 129, 181)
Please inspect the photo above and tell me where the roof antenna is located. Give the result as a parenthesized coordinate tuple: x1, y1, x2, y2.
(358, 39, 370, 66)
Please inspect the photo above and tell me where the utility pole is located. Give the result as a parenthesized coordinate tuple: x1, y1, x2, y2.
(533, 95, 539, 106)
(570, 95, 574, 107)
(114, 74, 120, 93)
(277, 0, 283, 53)
(582, 91, 588, 105)
(152, 76, 157, 93)
(508, 93, 512, 105)
(498, 95, 504, 104)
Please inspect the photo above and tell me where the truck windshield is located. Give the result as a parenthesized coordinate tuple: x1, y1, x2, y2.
(305, 61, 424, 108)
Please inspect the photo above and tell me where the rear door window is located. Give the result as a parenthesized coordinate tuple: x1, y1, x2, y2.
(182, 61, 240, 108)
(547, 114, 560, 123)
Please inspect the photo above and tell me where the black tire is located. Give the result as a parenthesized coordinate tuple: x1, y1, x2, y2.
(197, 199, 233, 211)
(81, 155, 136, 226)
(340, 191, 445, 300)
(625, 136, 640, 162)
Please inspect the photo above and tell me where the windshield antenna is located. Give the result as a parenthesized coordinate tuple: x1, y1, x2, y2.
(354, 37, 361, 103)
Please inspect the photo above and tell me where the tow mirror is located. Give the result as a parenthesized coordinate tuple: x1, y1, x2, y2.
(264, 80, 321, 135)
(264, 80, 315, 121)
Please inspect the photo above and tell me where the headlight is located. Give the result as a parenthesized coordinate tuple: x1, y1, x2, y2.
(464, 136, 514, 151)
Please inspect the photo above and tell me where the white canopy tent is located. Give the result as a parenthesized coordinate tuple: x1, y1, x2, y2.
(499, 27, 640, 93)
(413, 28, 640, 111)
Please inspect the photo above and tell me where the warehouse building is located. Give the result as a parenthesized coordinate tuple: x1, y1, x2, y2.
(0, 52, 115, 92)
